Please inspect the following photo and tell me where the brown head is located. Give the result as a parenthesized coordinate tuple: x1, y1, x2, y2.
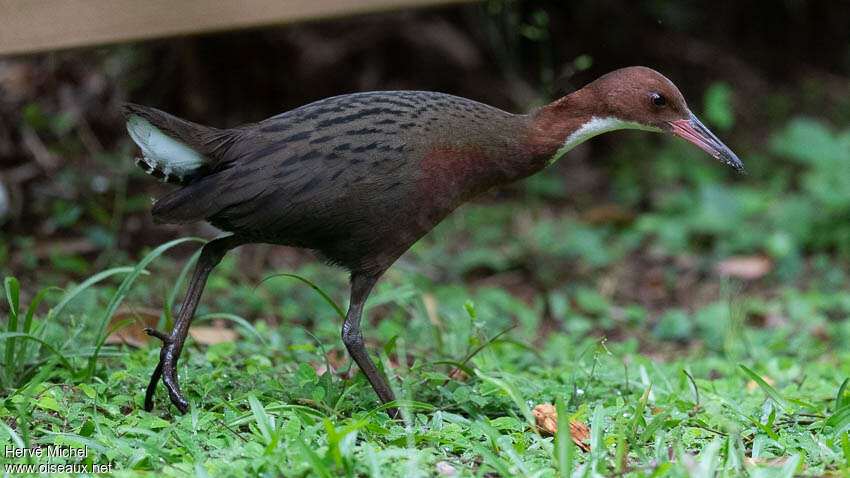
(530, 66, 743, 171)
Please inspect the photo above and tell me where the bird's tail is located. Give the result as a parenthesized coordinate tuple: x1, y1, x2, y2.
(123, 104, 239, 185)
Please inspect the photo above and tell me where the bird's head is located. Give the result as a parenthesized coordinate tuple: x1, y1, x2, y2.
(535, 66, 743, 172)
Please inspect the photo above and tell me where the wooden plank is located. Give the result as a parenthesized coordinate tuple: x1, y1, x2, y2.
(0, 0, 474, 56)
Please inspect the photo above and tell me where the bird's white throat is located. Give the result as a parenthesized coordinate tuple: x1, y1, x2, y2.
(549, 116, 662, 164)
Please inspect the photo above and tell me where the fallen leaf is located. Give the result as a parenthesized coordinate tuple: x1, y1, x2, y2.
(448, 367, 469, 382)
(435, 461, 457, 476)
(584, 203, 633, 225)
(568, 421, 591, 452)
(327, 349, 348, 369)
(106, 307, 160, 348)
(746, 375, 776, 391)
(533, 403, 558, 435)
(716, 256, 772, 280)
(326, 350, 357, 379)
(532, 403, 591, 452)
(744, 456, 806, 470)
(309, 360, 329, 377)
(188, 326, 238, 344)
(422, 293, 441, 328)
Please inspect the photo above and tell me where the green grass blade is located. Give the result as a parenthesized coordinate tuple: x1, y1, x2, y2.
(365, 399, 435, 418)
(475, 445, 513, 476)
(105, 318, 135, 339)
(257, 273, 345, 319)
(194, 312, 267, 344)
(555, 395, 574, 478)
(48, 266, 137, 320)
(248, 393, 272, 444)
(432, 360, 476, 378)
(776, 454, 801, 478)
(4, 276, 20, 314)
(295, 435, 332, 478)
(836, 377, 850, 411)
(23, 286, 60, 335)
(825, 405, 850, 439)
(475, 370, 534, 427)
(85, 237, 204, 378)
(590, 403, 605, 458)
(194, 462, 213, 478)
(459, 323, 516, 366)
(0, 420, 25, 449)
(0, 332, 73, 371)
(739, 364, 792, 413)
(38, 432, 109, 455)
(4, 276, 20, 387)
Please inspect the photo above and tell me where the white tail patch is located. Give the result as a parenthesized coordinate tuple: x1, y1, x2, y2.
(126, 114, 207, 183)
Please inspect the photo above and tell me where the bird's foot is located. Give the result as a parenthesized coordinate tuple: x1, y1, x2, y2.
(143, 329, 190, 414)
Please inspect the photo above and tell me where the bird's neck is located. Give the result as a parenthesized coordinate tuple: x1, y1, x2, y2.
(523, 90, 656, 165)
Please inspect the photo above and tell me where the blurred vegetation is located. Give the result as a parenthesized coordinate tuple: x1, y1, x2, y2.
(1, 0, 850, 475)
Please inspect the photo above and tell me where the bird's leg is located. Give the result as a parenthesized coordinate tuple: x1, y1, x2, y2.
(144, 235, 245, 413)
(341, 273, 399, 417)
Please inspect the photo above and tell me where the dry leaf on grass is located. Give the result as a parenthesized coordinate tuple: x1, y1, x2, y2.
(584, 203, 633, 225)
(532, 403, 591, 452)
(716, 256, 772, 280)
(746, 375, 776, 391)
(744, 456, 805, 470)
(187, 326, 238, 344)
(108, 307, 238, 346)
(448, 367, 469, 382)
(533, 403, 559, 435)
(326, 349, 348, 370)
(422, 293, 441, 328)
(106, 307, 160, 348)
(435, 461, 457, 476)
(326, 350, 357, 379)
(310, 360, 330, 377)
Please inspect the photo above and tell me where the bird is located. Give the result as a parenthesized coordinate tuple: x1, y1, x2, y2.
(124, 66, 742, 417)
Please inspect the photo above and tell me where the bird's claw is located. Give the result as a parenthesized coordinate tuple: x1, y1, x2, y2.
(143, 327, 172, 343)
(144, 335, 190, 414)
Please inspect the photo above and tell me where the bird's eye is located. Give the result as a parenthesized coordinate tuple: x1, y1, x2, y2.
(650, 93, 667, 107)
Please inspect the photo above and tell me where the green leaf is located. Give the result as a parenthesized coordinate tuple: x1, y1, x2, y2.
(825, 405, 850, 439)
(739, 364, 792, 413)
(36, 394, 61, 412)
(258, 273, 345, 319)
(837, 377, 850, 411)
(555, 395, 574, 478)
(248, 394, 272, 444)
(4, 276, 20, 385)
(78, 383, 96, 399)
(475, 370, 534, 427)
(295, 435, 332, 478)
(590, 403, 605, 457)
(297, 363, 319, 387)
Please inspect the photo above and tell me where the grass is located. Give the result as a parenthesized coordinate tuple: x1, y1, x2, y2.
(2, 241, 850, 476)
(3, 114, 850, 476)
